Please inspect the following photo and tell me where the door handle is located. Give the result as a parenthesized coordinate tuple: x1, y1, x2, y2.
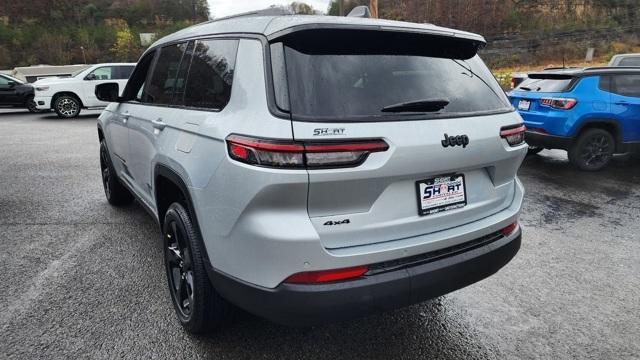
(151, 118, 166, 130)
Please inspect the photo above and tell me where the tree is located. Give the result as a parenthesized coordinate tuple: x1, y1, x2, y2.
(111, 26, 139, 62)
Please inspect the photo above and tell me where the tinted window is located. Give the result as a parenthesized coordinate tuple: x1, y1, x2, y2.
(90, 67, 114, 80)
(516, 78, 573, 92)
(117, 66, 135, 80)
(0, 75, 10, 86)
(172, 42, 195, 104)
(183, 39, 238, 110)
(611, 74, 640, 97)
(121, 51, 156, 102)
(282, 44, 510, 121)
(618, 57, 640, 66)
(143, 43, 188, 105)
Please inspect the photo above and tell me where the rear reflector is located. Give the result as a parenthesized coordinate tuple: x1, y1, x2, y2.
(500, 125, 526, 146)
(284, 266, 369, 284)
(500, 221, 519, 236)
(226, 134, 388, 169)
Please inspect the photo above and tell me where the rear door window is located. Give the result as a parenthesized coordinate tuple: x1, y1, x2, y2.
(610, 74, 640, 97)
(142, 42, 188, 105)
(277, 33, 510, 121)
(182, 39, 238, 110)
(117, 66, 135, 80)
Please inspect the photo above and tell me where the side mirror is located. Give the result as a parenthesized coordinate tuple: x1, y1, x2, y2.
(95, 83, 120, 102)
(7, 81, 16, 87)
(85, 73, 97, 81)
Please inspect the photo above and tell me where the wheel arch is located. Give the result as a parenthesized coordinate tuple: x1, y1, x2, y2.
(572, 119, 622, 152)
(52, 91, 84, 108)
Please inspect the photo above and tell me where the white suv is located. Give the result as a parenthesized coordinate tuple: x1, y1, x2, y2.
(33, 63, 135, 118)
(96, 13, 526, 332)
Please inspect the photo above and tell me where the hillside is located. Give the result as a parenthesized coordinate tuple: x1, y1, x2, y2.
(0, 0, 209, 68)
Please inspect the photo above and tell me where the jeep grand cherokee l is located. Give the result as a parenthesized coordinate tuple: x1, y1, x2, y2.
(95, 13, 526, 332)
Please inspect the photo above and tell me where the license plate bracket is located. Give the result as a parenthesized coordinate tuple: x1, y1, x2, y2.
(416, 174, 467, 216)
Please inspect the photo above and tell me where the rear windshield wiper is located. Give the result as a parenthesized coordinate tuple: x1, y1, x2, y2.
(519, 86, 532, 91)
(381, 98, 449, 113)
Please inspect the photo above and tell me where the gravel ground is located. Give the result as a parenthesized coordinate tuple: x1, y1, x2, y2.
(1, 109, 638, 359)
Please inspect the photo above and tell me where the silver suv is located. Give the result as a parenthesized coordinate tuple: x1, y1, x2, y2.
(96, 13, 526, 332)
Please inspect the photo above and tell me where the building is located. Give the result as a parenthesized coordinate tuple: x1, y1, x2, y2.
(9, 65, 91, 83)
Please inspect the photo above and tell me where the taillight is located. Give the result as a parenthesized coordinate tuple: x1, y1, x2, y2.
(500, 221, 519, 236)
(226, 134, 389, 169)
(500, 124, 526, 146)
(540, 97, 577, 110)
(284, 265, 369, 284)
(510, 78, 516, 89)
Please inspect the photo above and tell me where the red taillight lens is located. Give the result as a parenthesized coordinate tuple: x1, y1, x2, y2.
(226, 134, 388, 169)
(540, 97, 577, 110)
(500, 124, 526, 146)
(500, 221, 519, 236)
(511, 78, 516, 89)
(284, 266, 369, 284)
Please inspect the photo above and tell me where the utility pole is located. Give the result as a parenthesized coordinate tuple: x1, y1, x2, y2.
(370, 0, 378, 18)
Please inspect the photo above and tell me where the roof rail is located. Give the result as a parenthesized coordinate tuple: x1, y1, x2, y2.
(209, 7, 293, 23)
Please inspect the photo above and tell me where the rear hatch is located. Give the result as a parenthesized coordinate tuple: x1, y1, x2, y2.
(508, 73, 577, 129)
(272, 29, 524, 250)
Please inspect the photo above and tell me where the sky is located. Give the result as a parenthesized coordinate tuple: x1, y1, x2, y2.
(208, 0, 332, 18)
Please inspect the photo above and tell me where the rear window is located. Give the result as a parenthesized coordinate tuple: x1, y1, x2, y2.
(618, 57, 640, 66)
(276, 32, 510, 121)
(515, 78, 573, 92)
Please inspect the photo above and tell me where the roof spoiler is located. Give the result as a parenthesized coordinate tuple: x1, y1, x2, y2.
(528, 73, 575, 80)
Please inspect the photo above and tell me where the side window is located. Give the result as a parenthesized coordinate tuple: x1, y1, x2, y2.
(120, 51, 157, 102)
(142, 43, 188, 105)
(117, 66, 135, 80)
(598, 76, 611, 92)
(183, 39, 238, 110)
(172, 41, 195, 104)
(89, 67, 114, 80)
(619, 57, 640, 66)
(611, 75, 640, 98)
(0, 75, 9, 86)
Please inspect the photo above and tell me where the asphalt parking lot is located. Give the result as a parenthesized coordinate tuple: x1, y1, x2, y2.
(1, 109, 638, 359)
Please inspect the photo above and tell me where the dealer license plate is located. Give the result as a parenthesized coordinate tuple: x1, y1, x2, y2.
(416, 175, 467, 216)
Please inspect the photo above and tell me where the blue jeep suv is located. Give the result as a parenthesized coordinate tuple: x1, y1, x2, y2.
(509, 67, 640, 170)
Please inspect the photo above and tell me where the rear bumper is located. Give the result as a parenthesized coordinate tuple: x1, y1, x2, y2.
(208, 229, 521, 326)
(525, 130, 572, 150)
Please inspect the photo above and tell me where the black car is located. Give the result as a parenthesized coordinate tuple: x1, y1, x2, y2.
(0, 73, 37, 112)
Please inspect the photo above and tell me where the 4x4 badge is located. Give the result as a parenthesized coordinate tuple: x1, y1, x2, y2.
(441, 134, 469, 148)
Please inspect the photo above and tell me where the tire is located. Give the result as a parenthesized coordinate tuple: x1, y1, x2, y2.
(53, 94, 81, 118)
(568, 128, 615, 171)
(99, 140, 133, 206)
(527, 146, 544, 156)
(163, 202, 233, 333)
(25, 95, 38, 113)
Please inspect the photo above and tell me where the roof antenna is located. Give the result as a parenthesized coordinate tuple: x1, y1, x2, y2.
(347, 6, 371, 18)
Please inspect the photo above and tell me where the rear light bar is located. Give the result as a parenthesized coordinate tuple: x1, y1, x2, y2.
(226, 134, 389, 169)
(284, 265, 369, 284)
(540, 97, 577, 110)
(500, 124, 526, 146)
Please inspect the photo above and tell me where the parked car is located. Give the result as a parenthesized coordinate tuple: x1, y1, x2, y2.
(96, 13, 526, 332)
(609, 53, 640, 66)
(509, 67, 640, 170)
(33, 63, 135, 118)
(0, 73, 38, 112)
(511, 72, 527, 89)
